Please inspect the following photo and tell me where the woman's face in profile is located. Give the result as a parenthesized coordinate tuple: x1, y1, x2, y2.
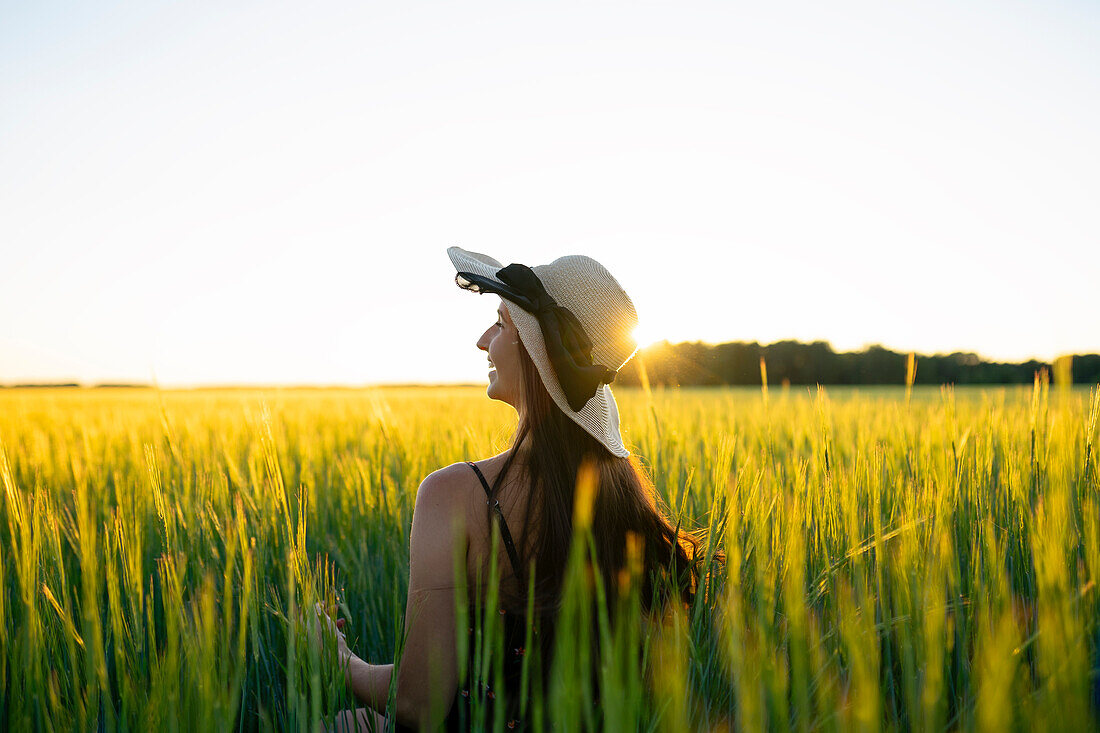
(477, 299, 523, 408)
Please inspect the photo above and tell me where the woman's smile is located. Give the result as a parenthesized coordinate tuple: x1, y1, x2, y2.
(476, 299, 523, 406)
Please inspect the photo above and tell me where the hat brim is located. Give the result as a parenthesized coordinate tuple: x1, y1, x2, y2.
(447, 246, 629, 457)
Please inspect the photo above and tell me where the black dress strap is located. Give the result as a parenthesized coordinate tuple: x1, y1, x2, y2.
(466, 461, 526, 586)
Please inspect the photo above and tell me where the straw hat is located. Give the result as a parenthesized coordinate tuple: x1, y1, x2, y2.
(447, 246, 639, 457)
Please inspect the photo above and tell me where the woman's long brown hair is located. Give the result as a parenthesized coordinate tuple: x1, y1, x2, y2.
(494, 344, 703, 637)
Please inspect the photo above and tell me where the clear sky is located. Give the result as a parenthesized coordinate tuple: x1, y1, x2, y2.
(2, 0, 1098, 386)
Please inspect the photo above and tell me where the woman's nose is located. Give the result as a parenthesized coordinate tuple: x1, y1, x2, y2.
(476, 329, 491, 351)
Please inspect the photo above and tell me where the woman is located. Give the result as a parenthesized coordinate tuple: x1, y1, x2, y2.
(317, 247, 702, 731)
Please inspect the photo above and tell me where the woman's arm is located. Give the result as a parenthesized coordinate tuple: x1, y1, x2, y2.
(313, 607, 394, 713)
(343, 656, 393, 712)
(319, 465, 469, 729)
(389, 465, 469, 728)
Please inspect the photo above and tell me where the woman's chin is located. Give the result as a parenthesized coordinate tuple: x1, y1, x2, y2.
(486, 376, 510, 404)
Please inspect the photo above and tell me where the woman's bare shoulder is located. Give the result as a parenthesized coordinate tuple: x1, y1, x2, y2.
(416, 457, 498, 511)
(416, 462, 473, 506)
(415, 454, 509, 527)
(420, 461, 473, 487)
(420, 453, 510, 491)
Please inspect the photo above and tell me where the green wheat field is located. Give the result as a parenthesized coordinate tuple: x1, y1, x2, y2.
(1, 381, 1098, 731)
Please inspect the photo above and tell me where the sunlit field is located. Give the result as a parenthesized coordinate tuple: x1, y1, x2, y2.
(1, 382, 1098, 731)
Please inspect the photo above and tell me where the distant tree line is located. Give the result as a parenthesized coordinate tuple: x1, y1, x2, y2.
(615, 340, 1100, 387)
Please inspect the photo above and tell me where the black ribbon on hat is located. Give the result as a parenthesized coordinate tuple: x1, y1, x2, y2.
(456, 263, 617, 411)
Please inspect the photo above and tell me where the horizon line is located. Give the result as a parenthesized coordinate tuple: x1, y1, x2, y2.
(3, 339, 1096, 390)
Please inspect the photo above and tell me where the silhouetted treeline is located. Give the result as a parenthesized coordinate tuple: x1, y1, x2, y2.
(616, 341, 1100, 387)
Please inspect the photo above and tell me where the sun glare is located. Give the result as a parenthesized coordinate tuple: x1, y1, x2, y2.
(631, 322, 664, 350)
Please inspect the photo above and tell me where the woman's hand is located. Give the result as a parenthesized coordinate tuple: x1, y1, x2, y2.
(313, 602, 351, 663)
